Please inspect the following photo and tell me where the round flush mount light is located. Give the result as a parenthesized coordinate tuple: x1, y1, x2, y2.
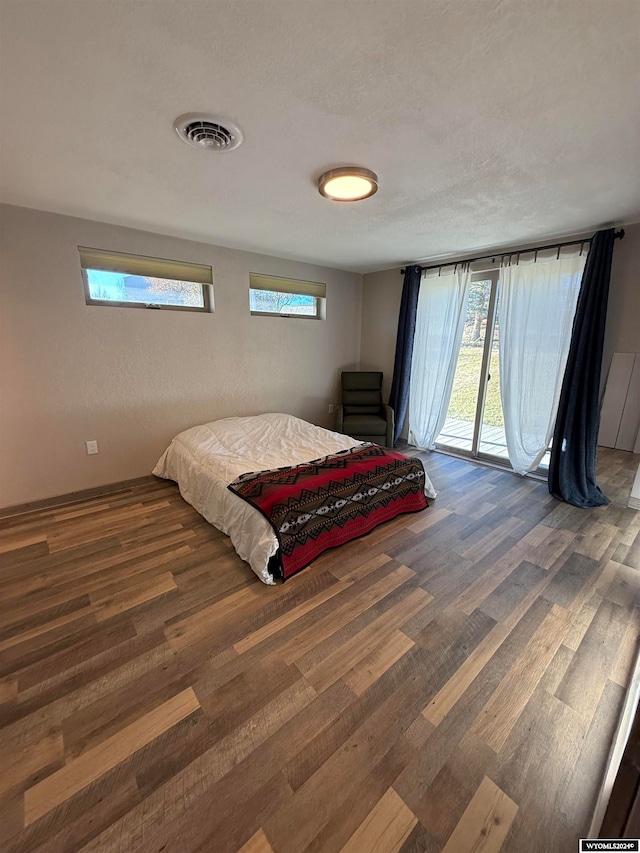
(173, 113, 243, 152)
(317, 166, 378, 202)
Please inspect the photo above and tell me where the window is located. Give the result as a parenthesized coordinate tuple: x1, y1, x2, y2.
(79, 247, 213, 312)
(249, 273, 325, 318)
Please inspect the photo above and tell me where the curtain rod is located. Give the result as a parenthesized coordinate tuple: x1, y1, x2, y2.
(401, 229, 625, 274)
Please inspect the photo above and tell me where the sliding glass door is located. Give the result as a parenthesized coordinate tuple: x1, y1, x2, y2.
(435, 271, 508, 462)
(478, 287, 507, 460)
(420, 249, 586, 473)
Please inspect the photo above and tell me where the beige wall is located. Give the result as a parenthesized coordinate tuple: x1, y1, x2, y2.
(359, 267, 403, 405)
(602, 221, 640, 391)
(3, 206, 635, 507)
(0, 205, 362, 507)
(361, 226, 640, 437)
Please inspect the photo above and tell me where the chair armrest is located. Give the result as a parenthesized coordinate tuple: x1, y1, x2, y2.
(335, 404, 344, 433)
(382, 404, 395, 448)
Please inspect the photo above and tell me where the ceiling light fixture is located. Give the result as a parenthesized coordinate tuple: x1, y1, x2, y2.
(317, 166, 378, 202)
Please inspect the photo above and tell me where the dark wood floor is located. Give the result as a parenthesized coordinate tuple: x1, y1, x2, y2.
(0, 448, 639, 853)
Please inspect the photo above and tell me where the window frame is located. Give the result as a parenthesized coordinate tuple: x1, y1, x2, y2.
(248, 273, 326, 320)
(80, 248, 214, 313)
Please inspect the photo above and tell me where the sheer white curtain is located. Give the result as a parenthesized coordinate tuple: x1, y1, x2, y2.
(499, 250, 586, 474)
(409, 265, 471, 449)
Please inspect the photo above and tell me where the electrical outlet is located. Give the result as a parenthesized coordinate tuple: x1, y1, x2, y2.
(86, 440, 99, 455)
(328, 404, 334, 414)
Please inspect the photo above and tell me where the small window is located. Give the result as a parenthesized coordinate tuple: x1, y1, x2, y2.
(79, 247, 213, 312)
(249, 273, 326, 318)
(250, 289, 318, 317)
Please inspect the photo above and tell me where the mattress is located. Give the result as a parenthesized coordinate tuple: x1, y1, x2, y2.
(153, 412, 436, 584)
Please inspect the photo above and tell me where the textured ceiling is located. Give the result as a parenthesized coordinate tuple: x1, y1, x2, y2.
(1, 0, 639, 273)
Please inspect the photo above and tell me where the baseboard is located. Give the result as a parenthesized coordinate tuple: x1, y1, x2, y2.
(0, 475, 158, 520)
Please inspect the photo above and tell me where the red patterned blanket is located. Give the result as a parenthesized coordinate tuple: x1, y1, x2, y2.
(227, 443, 428, 580)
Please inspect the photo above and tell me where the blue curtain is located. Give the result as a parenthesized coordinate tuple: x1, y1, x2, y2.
(548, 229, 616, 507)
(389, 265, 422, 444)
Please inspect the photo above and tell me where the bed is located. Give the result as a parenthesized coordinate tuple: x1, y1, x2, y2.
(153, 412, 436, 584)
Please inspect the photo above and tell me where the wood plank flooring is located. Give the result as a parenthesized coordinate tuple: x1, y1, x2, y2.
(0, 447, 638, 853)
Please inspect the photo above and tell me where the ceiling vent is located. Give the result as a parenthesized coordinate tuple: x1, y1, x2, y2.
(173, 113, 243, 152)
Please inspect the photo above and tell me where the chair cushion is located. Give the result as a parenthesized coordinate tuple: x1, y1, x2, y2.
(341, 371, 383, 416)
(343, 402, 382, 416)
(343, 414, 387, 436)
(341, 371, 383, 391)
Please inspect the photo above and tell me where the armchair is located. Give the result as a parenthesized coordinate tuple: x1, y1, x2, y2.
(335, 371, 395, 448)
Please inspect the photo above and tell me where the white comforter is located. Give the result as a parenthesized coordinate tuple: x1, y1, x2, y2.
(153, 412, 436, 584)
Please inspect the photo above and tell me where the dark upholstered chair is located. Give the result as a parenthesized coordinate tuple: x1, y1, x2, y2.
(335, 371, 394, 448)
